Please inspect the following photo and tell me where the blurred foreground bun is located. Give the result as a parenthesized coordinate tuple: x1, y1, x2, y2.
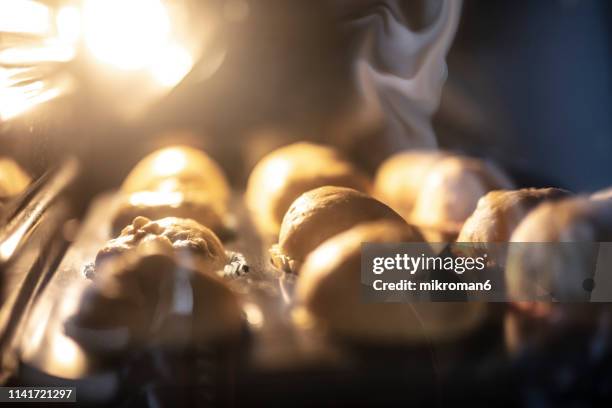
(296, 221, 485, 344)
(113, 145, 231, 235)
(0, 157, 32, 202)
(73, 240, 242, 348)
(97, 216, 228, 276)
(375, 151, 513, 241)
(506, 197, 612, 317)
(271, 186, 406, 272)
(246, 142, 371, 237)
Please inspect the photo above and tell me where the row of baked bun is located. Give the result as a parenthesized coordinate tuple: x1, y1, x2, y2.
(247, 143, 612, 345)
(244, 143, 483, 343)
(374, 150, 612, 320)
(69, 146, 243, 350)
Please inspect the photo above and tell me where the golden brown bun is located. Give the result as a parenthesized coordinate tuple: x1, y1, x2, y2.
(111, 190, 228, 237)
(0, 157, 31, 201)
(246, 142, 371, 237)
(120, 145, 230, 201)
(510, 197, 612, 242)
(506, 197, 612, 317)
(296, 221, 485, 344)
(273, 186, 405, 272)
(374, 150, 448, 217)
(114, 145, 231, 234)
(96, 216, 228, 275)
(75, 240, 242, 346)
(458, 188, 572, 243)
(375, 151, 513, 241)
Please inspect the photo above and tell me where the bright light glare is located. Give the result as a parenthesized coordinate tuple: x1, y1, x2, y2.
(263, 158, 291, 191)
(243, 303, 264, 328)
(153, 148, 188, 176)
(309, 243, 340, 271)
(0, 81, 61, 122)
(81, 0, 194, 86)
(129, 191, 184, 206)
(52, 335, 79, 366)
(150, 43, 193, 87)
(83, 0, 170, 70)
(0, 42, 75, 65)
(56, 6, 81, 45)
(0, 0, 51, 35)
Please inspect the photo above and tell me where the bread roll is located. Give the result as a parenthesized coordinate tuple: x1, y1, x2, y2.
(459, 188, 571, 243)
(96, 216, 228, 276)
(456, 188, 571, 263)
(246, 142, 371, 237)
(374, 150, 448, 217)
(121, 145, 230, 200)
(506, 197, 612, 317)
(375, 151, 513, 241)
(74, 240, 242, 347)
(113, 145, 230, 234)
(0, 157, 31, 202)
(296, 221, 485, 344)
(271, 186, 405, 272)
(111, 190, 227, 237)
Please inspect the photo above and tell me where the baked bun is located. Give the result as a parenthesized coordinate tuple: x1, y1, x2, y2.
(121, 145, 230, 200)
(96, 216, 228, 276)
(246, 142, 371, 237)
(506, 197, 612, 317)
(73, 240, 242, 348)
(0, 157, 31, 202)
(374, 150, 448, 218)
(113, 145, 230, 235)
(112, 190, 228, 237)
(375, 151, 513, 241)
(456, 188, 571, 263)
(271, 186, 405, 272)
(459, 188, 571, 243)
(296, 221, 485, 344)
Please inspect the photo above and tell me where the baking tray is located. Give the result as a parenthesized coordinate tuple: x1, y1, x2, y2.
(8, 190, 612, 407)
(0, 159, 79, 380)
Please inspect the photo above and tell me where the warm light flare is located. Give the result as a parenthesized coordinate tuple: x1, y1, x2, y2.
(129, 191, 184, 207)
(150, 43, 193, 87)
(52, 334, 79, 367)
(0, 0, 51, 35)
(0, 80, 62, 122)
(153, 148, 189, 176)
(80, 0, 194, 86)
(83, 0, 170, 70)
(56, 6, 81, 46)
(263, 158, 291, 192)
(309, 243, 341, 271)
(243, 303, 264, 328)
(0, 2, 78, 122)
(0, 41, 75, 65)
(0, 0, 195, 122)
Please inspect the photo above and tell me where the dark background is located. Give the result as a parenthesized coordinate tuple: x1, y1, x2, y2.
(436, 0, 612, 192)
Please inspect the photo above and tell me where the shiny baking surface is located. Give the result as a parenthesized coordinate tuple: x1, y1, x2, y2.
(15, 192, 514, 405)
(0, 160, 78, 381)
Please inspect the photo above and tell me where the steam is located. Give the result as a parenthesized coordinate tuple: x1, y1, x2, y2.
(346, 0, 462, 153)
